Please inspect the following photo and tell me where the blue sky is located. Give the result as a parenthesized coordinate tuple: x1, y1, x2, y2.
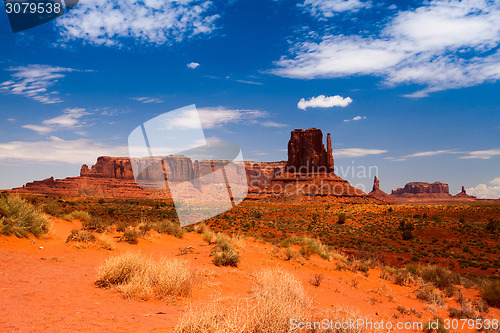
(0, 0, 499, 198)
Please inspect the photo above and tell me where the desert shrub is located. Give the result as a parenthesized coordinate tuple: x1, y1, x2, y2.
(309, 273, 323, 287)
(193, 222, 209, 234)
(66, 229, 96, 243)
(279, 236, 334, 261)
(119, 229, 139, 245)
(448, 302, 476, 319)
(416, 285, 445, 306)
(63, 210, 91, 223)
(337, 213, 347, 224)
(174, 268, 365, 333)
(154, 220, 184, 238)
(0, 194, 51, 238)
(95, 252, 193, 300)
(402, 230, 414, 240)
(283, 247, 299, 261)
(481, 279, 500, 307)
(43, 201, 63, 217)
(97, 233, 116, 250)
(81, 216, 108, 233)
(211, 233, 239, 267)
(202, 230, 217, 244)
(473, 299, 489, 313)
(486, 219, 499, 233)
(419, 265, 460, 290)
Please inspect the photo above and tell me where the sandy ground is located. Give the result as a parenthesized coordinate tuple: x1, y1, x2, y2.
(0, 218, 498, 332)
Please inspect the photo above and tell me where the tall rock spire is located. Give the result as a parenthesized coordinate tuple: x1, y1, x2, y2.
(327, 133, 334, 170)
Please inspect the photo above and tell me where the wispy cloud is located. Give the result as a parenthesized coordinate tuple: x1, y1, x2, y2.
(261, 120, 287, 128)
(460, 149, 500, 160)
(0, 65, 75, 104)
(161, 106, 267, 130)
(235, 79, 263, 85)
(187, 62, 200, 69)
(56, 0, 220, 47)
(334, 148, 387, 158)
(344, 115, 366, 122)
(404, 149, 459, 158)
(273, 0, 500, 97)
(131, 97, 163, 104)
(298, 95, 352, 110)
(23, 108, 90, 134)
(0, 136, 127, 164)
(301, 0, 371, 17)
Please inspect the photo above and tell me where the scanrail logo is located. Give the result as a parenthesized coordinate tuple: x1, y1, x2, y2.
(3, 0, 79, 32)
(128, 105, 248, 227)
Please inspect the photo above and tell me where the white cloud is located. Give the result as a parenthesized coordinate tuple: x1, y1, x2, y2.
(460, 149, 500, 159)
(261, 120, 288, 128)
(344, 115, 366, 122)
(334, 148, 387, 158)
(131, 97, 163, 104)
(0, 137, 127, 164)
(491, 177, 500, 186)
(298, 95, 352, 110)
(23, 108, 90, 134)
(467, 183, 500, 199)
(273, 0, 500, 97)
(187, 62, 200, 69)
(301, 0, 371, 17)
(22, 125, 53, 134)
(405, 149, 458, 158)
(56, 0, 220, 47)
(0, 65, 75, 104)
(235, 79, 263, 85)
(161, 106, 267, 130)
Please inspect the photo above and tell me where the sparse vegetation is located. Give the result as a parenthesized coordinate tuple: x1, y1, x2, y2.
(280, 236, 335, 261)
(63, 210, 91, 223)
(481, 279, 500, 307)
(153, 220, 184, 238)
(119, 229, 139, 245)
(0, 194, 51, 238)
(211, 233, 240, 267)
(95, 252, 193, 300)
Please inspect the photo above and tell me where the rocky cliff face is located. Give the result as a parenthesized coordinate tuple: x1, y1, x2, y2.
(286, 128, 334, 173)
(391, 182, 450, 196)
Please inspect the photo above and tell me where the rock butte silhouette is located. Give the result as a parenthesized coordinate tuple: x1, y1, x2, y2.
(10, 128, 489, 203)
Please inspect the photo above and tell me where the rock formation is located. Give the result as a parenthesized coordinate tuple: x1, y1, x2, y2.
(368, 176, 394, 203)
(286, 128, 334, 173)
(391, 182, 451, 196)
(12, 156, 285, 199)
(454, 185, 477, 200)
(269, 128, 377, 202)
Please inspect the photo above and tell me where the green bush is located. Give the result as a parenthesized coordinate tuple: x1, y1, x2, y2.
(0, 194, 51, 238)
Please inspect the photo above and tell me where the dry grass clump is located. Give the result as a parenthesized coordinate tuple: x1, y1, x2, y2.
(119, 229, 139, 245)
(153, 220, 184, 238)
(448, 302, 477, 319)
(280, 236, 339, 261)
(202, 230, 217, 244)
(174, 268, 310, 333)
(63, 210, 91, 223)
(66, 229, 96, 243)
(211, 233, 240, 267)
(175, 268, 365, 333)
(95, 252, 193, 300)
(0, 194, 51, 238)
(418, 265, 460, 290)
(97, 233, 116, 250)
(416, 285, 445, 307)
